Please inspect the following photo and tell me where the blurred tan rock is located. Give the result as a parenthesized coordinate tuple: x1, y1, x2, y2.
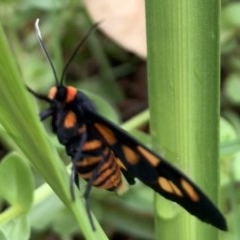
(84, 0, 146, 58)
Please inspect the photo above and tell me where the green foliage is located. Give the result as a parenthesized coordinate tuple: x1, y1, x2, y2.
(0, 229, 7, 240)
(222, 3, 240, 28)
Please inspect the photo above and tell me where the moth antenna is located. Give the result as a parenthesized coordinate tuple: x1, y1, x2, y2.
(35, 18, 59, 86)
(26, 85, 52, 103)
(60, 22, 101, 85)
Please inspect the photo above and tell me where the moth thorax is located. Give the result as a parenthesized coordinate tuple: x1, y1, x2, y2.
(66, 86, 77, 103)
(48, 86, 77, 103)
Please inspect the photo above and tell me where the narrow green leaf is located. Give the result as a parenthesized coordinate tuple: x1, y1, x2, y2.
(0, 18, 107, 240)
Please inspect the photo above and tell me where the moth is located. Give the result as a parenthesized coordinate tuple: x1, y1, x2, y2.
(27, 19, 227, 231)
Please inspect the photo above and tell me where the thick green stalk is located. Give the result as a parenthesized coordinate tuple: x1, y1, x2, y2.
(145, 1, 220, 240)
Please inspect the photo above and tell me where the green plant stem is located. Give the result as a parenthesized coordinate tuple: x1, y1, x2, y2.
(145, 1, 220, 240)
(122, 109, 149, 131)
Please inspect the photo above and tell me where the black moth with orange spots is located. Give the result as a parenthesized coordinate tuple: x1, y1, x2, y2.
(27, 19, 227, 231)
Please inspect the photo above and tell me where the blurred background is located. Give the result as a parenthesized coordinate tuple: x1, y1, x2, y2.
(0, 0, 239, 239)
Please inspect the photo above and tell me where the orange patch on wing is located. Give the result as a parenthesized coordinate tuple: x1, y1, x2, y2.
(94, 123, 117, 145)
(64, 111, 77, 128)
(181, 179, 199, 202)
(137, 146, 160, 166)
(158, 177, 173, 193)
(122, 145, 139, 165)
(48, 86, 57, 100)
(82, 139, 102, 151)
(66, 86, 77, 103)
(158, 177, 183, 197)
(169, 181, 183, 197)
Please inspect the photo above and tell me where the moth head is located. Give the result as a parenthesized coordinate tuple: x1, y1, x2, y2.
(26, 19, 98, 118)
(48, 85, 77, 104)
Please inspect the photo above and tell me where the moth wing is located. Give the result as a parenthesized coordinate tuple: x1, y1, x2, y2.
(87, 110, 226, 230)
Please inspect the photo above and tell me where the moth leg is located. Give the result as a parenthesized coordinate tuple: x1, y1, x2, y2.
(70, 165, 79, 201)
(70, 132, 88, 201)
(83, 155, 106, 231)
